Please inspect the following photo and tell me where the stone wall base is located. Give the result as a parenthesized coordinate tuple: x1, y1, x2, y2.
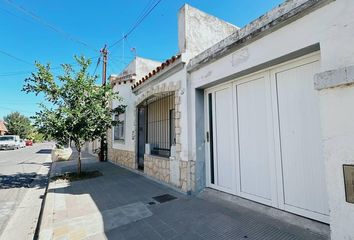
(179, 161, 195, 192)
(144, 154, 171, 184)
(108, 149, 136, 169)
(144, 155, 196, 193)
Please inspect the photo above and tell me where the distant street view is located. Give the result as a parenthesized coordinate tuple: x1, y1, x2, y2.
(0, 142, 53, 239)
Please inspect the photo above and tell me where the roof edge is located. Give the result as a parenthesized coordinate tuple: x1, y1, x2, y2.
(131, 54, 182, 91)
(187, 0, 335, 72)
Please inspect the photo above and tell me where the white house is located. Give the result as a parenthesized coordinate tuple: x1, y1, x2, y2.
(108, 0, 354, 239)
(108, 57, 161, 167)
(108, 4, 237, 191)
(187, 0, 354, 239)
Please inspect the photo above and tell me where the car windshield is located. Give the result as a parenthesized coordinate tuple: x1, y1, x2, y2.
(0, 136, 14, 141)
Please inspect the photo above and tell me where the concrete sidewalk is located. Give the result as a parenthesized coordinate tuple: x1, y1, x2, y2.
(39, 153, 329, 240)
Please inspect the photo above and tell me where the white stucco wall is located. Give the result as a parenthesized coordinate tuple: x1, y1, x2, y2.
(111, 57, 160, 152)
(178, 4, 238, 57)
(135, 57, 161, 81)
(188, 0, 354, 239)
(112, 84, 136, 151)
(133, 3, 239, 167)
(134, 63, 188, 160)
(318, 86, 354, 239)
(189, 1, 354, 89)
(189, 0, 354, 163)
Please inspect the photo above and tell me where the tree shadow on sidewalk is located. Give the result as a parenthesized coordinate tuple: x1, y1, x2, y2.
(41, 156, 329, 240)
(0, 172, 49, 189)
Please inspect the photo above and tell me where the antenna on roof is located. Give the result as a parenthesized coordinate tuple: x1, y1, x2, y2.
(131, 47, 137, 58)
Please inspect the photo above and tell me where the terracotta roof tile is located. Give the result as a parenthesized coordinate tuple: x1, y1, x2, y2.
(110, 73, 136, 87)
(132, 54, 181, 90)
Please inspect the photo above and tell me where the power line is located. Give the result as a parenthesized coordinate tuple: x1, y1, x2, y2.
(93, 57, 101, 76)
(0, 55, 99, 77)
(109, 0, 162, 49)
(0, 49, 33, 65)
(3, 0, 98, 52)
(0, 5, 36, 25)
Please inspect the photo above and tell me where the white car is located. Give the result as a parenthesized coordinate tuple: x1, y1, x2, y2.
(0, 135, 21, 150)
(19, 139, 26, 148)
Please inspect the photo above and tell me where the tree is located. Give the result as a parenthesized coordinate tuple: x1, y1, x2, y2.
(28, 130, 45, 143)
(23, 56, 124, 175)
(3, 112, 33, 139)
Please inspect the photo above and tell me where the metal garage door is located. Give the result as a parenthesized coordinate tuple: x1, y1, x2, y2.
(205, 53, 329, 223)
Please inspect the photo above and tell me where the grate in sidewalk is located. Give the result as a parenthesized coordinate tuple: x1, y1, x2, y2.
(152, 194, 177, 203)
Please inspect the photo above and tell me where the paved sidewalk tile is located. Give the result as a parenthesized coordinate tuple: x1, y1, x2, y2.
(39, 152, 329, 240)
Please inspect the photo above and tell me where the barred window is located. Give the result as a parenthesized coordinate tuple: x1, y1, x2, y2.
(146, 93, 175, 158)
(114, 113, 125, 141)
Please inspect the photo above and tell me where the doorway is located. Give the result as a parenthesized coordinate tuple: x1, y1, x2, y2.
(137, 107, 146, 170)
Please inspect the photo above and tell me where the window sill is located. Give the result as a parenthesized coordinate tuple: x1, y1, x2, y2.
(144, 154, 170, 161)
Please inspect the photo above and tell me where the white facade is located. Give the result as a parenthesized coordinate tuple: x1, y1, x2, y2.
(110, 57, 161, 152)
(187, 0, 354, 239)
(108, 4, 237, 190)
(108, 0, 354, 239)
(202, 53, 329, 223)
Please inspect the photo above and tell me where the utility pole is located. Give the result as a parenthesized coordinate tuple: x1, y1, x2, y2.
(99, 45, 108, 161)
(101, 45, 108, 85)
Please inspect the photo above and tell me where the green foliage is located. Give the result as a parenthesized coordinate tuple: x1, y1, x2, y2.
(28, 130, 45, 143)
(3, 112, 33, 139)
(23, 55, 124, 173)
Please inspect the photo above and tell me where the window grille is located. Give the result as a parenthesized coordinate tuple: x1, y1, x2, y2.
(146, 93, 175, 158)
(114, 112, 125, 141)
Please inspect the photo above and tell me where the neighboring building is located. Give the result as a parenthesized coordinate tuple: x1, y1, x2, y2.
(108, 57, 161, 168)
(107, 4, 237, 191)
(85, 139, 100, 156)
(0, 120, 8, 135)
(108, 0, 354, 239)
(108, 5, 238, 191)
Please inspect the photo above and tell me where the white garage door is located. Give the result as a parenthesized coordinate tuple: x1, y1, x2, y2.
(205, 54, 329, 223)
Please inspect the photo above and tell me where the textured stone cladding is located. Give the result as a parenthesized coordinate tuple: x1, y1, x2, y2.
(144, 155, 170, 183)
(179, 161, 196, 192)
(135, 80, 197, 193)
(107, 129, 136, 169)
(110, 149, 136, 169)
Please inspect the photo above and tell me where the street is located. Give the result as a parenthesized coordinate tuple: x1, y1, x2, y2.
(0, 142, 53, 239)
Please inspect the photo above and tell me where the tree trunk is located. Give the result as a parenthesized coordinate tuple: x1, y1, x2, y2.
(77, 147, 82, 176)
(99, 136, 105, 162)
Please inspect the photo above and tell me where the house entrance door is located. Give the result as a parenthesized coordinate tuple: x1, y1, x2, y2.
(137, 107, 146, 170)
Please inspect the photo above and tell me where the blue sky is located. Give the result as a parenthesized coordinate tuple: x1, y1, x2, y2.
(0, 0, 283, 119)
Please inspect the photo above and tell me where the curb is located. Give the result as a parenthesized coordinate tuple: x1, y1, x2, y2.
(33, 161, 53, 240)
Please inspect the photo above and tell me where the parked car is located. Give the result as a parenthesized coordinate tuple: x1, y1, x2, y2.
(25, 140, 33, 146)
(19, 139, 26, 148)
(0, 135, 21, 150)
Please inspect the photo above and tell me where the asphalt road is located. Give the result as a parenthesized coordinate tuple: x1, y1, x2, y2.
(0, 142, 54, 237)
